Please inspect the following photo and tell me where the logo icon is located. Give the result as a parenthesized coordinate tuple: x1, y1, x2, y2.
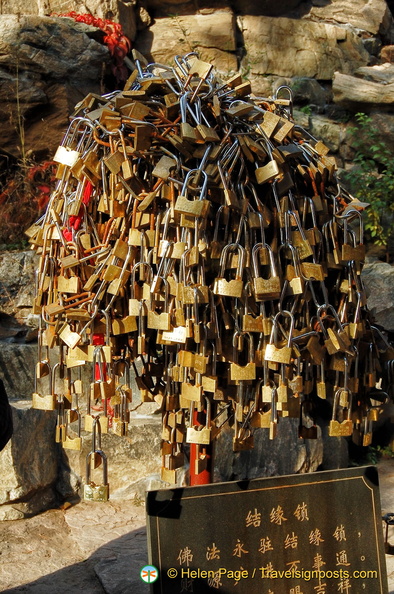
(140, 565, 159, 583)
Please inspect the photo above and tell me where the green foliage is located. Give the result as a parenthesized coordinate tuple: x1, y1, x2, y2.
(299, 105, 312, 115)
(346, 112, 394, 247)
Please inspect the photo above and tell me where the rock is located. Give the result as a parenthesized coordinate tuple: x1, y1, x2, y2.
(308, 114, 346, 152)
(363, 36, 382, 56)
(292, 108, 310, 129)
(320, 424, 350, 470)
(291, 77, 328, 107)
(332, 71, 394, 107)
(214, 418, 324, 482)
(239, 16, 369, 81)
(355, 62, 394, 83)
(0, 16, 109, 82)
(0, 401, 58, 519)
(0, 343, 37, 400)
(304, 0, 394, 36)
(146, 0, 304, 18)
(57, 417, 162, 501)
(94, 551, 149, 594)
(0, 250, 37, 321)
(369, 110, 394, 155)
(361, 261, 394, 332)
(0, 15, 110, 158)
(2, 0, 140, 41)
(134, 9, 238, 75)
(381, 44, 394, 62)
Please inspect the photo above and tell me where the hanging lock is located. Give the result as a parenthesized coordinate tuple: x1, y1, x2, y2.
(84, 417, 109, 502)
(265, 310, 295, 365)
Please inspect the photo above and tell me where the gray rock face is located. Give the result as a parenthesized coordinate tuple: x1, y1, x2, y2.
(304, 0, 394, 36)
(134, 8, 238, 75)
(0, 15, 110, 158)
(362, 262, 394, 332)
(0, 343, 37, 400)
(0, 250, 38, 321)
(57, 417, 163, 501)
(0, 402, 58, 519)
(333, 71, 394, 107)
(239, 15, 369, 81)
(214, 419, 324, 482)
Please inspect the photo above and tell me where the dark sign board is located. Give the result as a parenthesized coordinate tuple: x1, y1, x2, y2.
(146, 466, 388, 594)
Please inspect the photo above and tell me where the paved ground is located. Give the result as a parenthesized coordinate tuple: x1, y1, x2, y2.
(0, 461, 394, 594)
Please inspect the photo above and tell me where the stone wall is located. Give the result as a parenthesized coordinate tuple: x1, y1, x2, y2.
(1, 0, 394, 518)
(1, 1, 394, 172)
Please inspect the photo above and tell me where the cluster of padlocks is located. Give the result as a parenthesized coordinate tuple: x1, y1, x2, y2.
(27, 52, 390, 498)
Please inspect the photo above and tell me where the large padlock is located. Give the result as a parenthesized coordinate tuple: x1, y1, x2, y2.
(329, 389, 353, 437)
(264, 310, 295, 365)
(252, 242, 281, 301)
(213, 243, 245, 299)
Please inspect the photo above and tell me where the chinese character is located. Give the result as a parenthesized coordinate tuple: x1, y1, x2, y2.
(286, 560, 301, 572)
(309, 529, 324, 546)
(312, 553, 326, 572)
(208, 571, 223, 590)
(284, 532, 298, 549)
(245, 508, 262, 527)
(314, 584, 327, 594)
(206, 542, 221, 561)
(294, 502, 309, 522)
(270, 505, 287, 525)
(336, 550, 351, 567)
(333, 525, 347, 542)
(177, 546, 193, 566)
(290, 587, 303, 594)
(233, 538, 249, 557)
(180, 578, 194, 592)
(261, 561, 274, 578)
(337, 578, 352, 593)
(259, 536, 274, 554)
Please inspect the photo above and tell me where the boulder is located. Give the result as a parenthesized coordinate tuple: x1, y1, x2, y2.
(355, 62, 394, 83)
(214, 418, 324, 482)
(0, 250, 37, 323)
(145, 0, 304, 18)
(0, 15, 110, 158)
(308, 114, 346, 153)
(0, 343, 37, 400)
(381, 44, 394, 62)
(332, 71, 394, 107)
(134, 9, 238, 75)
(305, 0, 394, 37)
(0, 401, 58, 520)
(57, 416, 163, 501)
(369, 109, 394, 155)
(291, 76, 328, 107)
(0, 0, 142, 41)
(239, 16, 369, 81)
(361, 261, 394, 332)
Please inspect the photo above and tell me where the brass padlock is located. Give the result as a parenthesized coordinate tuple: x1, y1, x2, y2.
(32, 361, 57, 411)
(174, 169, 210, 217)
(63, 409, 82, 451)
(213, 243, 245, 299)
(264, 310, 295, 365)
(329, 388, 353, 437)
(230, 331, 256, 381)
(252, 243, 281, 301)
(186, 399, 212, 445)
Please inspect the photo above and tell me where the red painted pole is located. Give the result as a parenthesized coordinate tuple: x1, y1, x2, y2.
(189, 408, 213, 486)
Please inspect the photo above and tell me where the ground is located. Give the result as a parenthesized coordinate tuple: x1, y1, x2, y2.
(1, 461, 394, 594)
